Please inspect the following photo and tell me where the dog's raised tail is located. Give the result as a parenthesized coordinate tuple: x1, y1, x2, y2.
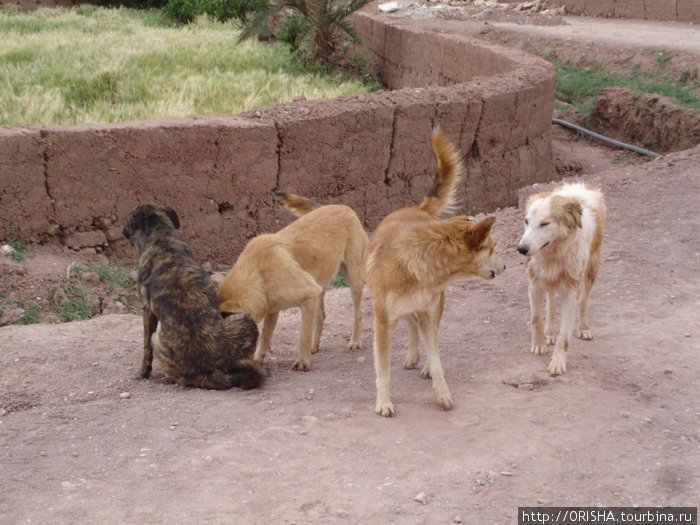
(274, 191, 321, 217)
(419, 129, 463, 217)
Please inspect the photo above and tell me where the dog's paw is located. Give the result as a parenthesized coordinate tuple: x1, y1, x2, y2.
(346, 341, 361, 351)
(133, 368, 151, 380)
(375, 401, 396, 417)
(292, 359, 311, 372)
(435, 390, 454, 410)
(547, 355, 567, 376)
(530, 344, 548, 355)
(403, 356, 419, 370)
(546, 335, 556, 345)
(420, 363, 431, 379)
(578, 329, 593, 340)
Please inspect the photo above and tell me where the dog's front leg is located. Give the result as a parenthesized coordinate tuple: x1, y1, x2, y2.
(136, 306, 158, 379)
(528, 280, 547, 355)
(254, 311, 279, 363)
(416, 310, 453, 410)
(548, 287, 576, 375)
(374, 311, 396, 417)
(292, 297, 319, 371)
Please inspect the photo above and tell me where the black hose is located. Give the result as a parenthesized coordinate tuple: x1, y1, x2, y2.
(552, 117, 663, 159)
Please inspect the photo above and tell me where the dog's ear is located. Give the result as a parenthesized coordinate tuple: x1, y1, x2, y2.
(552, 196, 582, 229)
(163, 206, 180, 229)
(464, 217, 496, 248)
(565, 200, 583, 229)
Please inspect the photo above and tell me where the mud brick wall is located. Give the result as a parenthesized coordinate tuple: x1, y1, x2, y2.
(0, 11, 556, 264)
(549, 0, 699, 22)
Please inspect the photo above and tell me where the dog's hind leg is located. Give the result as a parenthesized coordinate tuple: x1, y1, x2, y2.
(416, 308, 453, 410)
(254, 312, 279, 362)
(343, 259, 365, 351)
(545, 288, 556, 345)
(374, 310, 397, 417)
(577, 281, 593, 340)
(548, 287, 577, 375)
(403, 314, 420, 370)
(419, 291, 445, 378)
(136, 307, 158, 379)
(292, 293, 321, 371)
(312, 291, 326, 354)
(578, 251, 601, 340)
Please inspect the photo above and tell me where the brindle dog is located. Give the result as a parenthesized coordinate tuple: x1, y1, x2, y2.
(123, 204, 265, 390)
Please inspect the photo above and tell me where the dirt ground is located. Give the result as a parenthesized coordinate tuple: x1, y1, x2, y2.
(1, 6, 699, 524)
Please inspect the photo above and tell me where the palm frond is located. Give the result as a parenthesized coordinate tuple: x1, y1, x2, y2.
(238, 3, 285, 42)
(239, 0, 375, 64)
(334, 18, 364, 48)
(295, 24, 316, 55)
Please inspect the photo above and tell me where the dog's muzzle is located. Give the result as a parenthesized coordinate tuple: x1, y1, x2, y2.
(517, 244, 529, 256)
(489, 262, 506, 279)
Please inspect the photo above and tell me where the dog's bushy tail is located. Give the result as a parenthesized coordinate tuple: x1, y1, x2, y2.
(274, 191, 321, 217)
(198, 361, 266, 390)
(419, 128, 463, 217)
(226, 359, 267, 390)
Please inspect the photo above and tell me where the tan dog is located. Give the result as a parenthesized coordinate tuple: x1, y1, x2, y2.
(218, 192, 367, 371)
(365, 129, 505, 417)
(517, 183, 606, 375)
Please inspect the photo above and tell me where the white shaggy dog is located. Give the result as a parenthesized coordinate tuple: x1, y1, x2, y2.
(517, 183, 606, 375)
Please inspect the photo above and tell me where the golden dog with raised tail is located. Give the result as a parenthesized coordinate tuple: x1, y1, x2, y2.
(365, 129, 505, 417)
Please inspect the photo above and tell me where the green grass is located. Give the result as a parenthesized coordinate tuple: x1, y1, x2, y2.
(6, 297, 42, 324)
(69, 260, 139, 313)
(21, 303, 41, 325)
(70, 260, 135, 291)
(54, 283, 98, 322)
(0, 5, 374, 126)
(329, 269, 348, 289)
(5, 224, 30, 262)
(553, 61, 700, 116)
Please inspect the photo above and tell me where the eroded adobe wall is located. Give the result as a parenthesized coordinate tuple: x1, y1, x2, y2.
(0, 11, 556, 264)
(547, 0, 699, 22)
